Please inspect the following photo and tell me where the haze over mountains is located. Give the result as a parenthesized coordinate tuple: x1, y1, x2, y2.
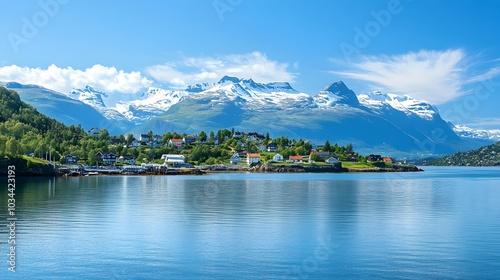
(1, 77, 497, 157)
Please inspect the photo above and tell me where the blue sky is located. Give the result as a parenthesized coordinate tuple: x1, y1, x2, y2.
(1, 0, 500, 128)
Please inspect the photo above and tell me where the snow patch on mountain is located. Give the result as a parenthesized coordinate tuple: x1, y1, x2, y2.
(452, 124, 500, 141)
(194, 76, 315, 110)
(68, 86, 127, 121)
(314, 81, 360, 108)
(358, 91, 438, 120)
(114, 87, 188, 123)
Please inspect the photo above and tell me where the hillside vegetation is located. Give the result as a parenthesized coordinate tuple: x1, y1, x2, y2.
(429, 141, 500, 166)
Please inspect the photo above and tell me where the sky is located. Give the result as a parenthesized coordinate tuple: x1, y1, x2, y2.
(1, 0, 500, 129)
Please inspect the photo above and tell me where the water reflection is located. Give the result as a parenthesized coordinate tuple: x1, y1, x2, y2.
(0, 169, 499, 279)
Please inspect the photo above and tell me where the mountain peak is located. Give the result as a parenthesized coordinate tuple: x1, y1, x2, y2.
(322, 81, 348, 92)
(316, 81, 360, 107)
(218, 75, 241, 84)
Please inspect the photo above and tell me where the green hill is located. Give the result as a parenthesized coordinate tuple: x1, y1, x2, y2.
(0, 87, 90, 175)
(429, 141, 500, 166)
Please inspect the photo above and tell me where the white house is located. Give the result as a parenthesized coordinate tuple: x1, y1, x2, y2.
(164, 154, 186, 164)
(140, 134, 150, 143)
(230, 153, 242, 164)
(169, 138, 184, 146)
(118, 155, 135, 165)
(247, 153, 261, 165)
(183, 135, 198, 144)
(153, 134, 162, 143)
(88, 128, 100, 137)
(128, 140, 141, 148)
(273, 153, 284, 162)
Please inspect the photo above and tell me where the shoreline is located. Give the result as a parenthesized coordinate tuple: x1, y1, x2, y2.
(1, 161, 424, 177)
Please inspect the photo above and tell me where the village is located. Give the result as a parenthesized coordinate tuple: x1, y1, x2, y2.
(56, 127, 402, 176)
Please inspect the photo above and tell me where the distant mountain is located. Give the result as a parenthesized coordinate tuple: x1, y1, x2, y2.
(68, 85, 131, 124)
(451, 123, 500, 142)
(429, 141, 500, 166)
(115, 87, 188, 124)
(1, 82, 128, 134)
(2, 78, 496, 157)
(133, 77, 475, 157)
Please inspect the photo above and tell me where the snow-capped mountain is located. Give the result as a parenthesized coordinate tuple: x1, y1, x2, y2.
(69, 86, 127, 121)
(452, 124, 500, 141)
(314, 81, 360, 107)
(4, 77, 496, 156)
(114, 87, 188, 124)
(358, 91, 438, 120)
(192, 76, 316, 110)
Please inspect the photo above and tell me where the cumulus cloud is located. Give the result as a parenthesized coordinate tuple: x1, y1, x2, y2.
(332, 49, 500, 104)
(0, 64, 153, 93)
(146, 52, 297, 87)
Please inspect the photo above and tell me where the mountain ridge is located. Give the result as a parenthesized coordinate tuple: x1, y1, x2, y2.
(2, 78, 496, 157)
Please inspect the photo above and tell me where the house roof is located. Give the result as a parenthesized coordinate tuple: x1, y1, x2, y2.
(289, 155, 303, 160)
(170, 138, 183, 142)
(247, 153, 261, 158)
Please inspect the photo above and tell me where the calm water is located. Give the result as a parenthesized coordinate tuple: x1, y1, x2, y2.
(1, 167, 499, 279)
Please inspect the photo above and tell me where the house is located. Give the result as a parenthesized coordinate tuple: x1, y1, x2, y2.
(230, 153, 242, 164)
(128, 140, 141, 148)
(233, 131, 243, 138)
(164, 154, 186, 165)
(183, 135, 198, 144)
(246, 132, 265, 141)
(207, 138, 219, 145)
(273, 153, 284, 162)
(153, 134, 162, 143)
(95, 151, 117, 165)
(326, 157, 342, 168)
(267, 143, 278, 152)
(246, 135, 258, 142)
(247, 153, 261, 165)
(169, 138, 184, 146)
(118, 155, 135, 165)
(88, 128, 100, 137)
(139, 134, 150, 143)
(63, 154, 78, 164)
(367, 154, 382, 162)
(325, 157, 339, 164)
(318, 151, 330, 159)
(258, 145, 267, 151)
(383, 157, 393, 163)
(289, 155, 303, 163)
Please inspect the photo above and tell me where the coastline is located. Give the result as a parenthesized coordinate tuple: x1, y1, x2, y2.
(1, 159, 423, 177)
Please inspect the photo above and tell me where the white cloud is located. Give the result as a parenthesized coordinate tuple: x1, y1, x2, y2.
(0, 64, 153, 93)
(332, 49, 500, 104)
(146, 51, 297, 87)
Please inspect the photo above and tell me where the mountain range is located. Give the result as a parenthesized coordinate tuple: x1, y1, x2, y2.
(1, 77, 497, 157)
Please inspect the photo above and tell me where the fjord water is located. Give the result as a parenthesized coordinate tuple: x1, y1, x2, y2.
(1, 167, 499, 279)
